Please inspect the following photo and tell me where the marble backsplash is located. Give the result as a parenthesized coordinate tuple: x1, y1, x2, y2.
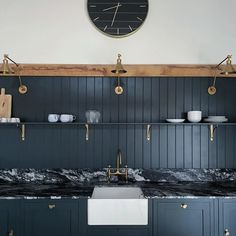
(0, 168, 236, 184)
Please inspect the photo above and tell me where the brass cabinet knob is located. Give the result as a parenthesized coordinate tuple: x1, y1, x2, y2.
(48, 204, 56, 209)
(180, 203, 188, 209)
(8, 229, 14, 236)
(225, 229, 230, 236)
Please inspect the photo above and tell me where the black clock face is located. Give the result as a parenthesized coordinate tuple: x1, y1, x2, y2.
(87, 0, 149, 38)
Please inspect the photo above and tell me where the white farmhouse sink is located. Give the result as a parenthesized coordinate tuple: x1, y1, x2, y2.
(88, 186, 148, 225)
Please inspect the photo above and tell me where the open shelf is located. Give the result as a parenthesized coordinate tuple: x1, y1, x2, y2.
(0, 122, 236, 126)
(1, 122, 235, 142)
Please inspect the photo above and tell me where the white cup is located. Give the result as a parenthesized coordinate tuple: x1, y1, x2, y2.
(48, 114, 60, 123)
(60, 114, 76, 123)
(0, 118, 9, 123)
(187, 111, 202, 123)
(10, 118, 18, 123)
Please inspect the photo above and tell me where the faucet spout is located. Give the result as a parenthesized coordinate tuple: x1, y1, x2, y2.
(107, 149, 128, 182)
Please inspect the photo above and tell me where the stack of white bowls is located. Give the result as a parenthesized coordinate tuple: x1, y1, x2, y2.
(187, 111, 202, 123)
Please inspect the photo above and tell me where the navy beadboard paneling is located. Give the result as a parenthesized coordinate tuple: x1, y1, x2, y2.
(0, 76, 236, 169)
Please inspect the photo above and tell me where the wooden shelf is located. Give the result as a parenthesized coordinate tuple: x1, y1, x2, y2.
(1, 64, 236, 77)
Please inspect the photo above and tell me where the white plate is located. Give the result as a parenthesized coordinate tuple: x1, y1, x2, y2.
(207, 116, 226, 119)
(166, 119, 185, 123)
(204, 118, 228, 123)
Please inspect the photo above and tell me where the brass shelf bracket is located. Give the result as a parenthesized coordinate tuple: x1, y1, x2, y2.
(209, 124, 217, 142)
(85, 124, 89, 141)
(146, 124, 151, 141)
(8, 229, 14, 236)
(17, 124, 26, 141)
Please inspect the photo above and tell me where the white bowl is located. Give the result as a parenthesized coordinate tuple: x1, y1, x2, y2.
(166, 119, 185, 123)
(187, 111, 202, 123)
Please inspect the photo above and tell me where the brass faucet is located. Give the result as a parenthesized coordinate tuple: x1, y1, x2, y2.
(107, 149, 128, 182)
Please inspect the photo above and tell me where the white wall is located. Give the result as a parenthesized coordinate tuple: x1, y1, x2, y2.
(0, 0, 235, 64)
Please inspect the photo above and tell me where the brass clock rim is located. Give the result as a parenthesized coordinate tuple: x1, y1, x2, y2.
(115, 85, 124, 95)
(87, 0, 149, 39)
(18, 85, 28, 94)
(208, 86, 217, 95)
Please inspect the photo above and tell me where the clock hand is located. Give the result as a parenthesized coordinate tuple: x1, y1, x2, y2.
(111, 3, 121, 27)
(103, 3, 122, 12)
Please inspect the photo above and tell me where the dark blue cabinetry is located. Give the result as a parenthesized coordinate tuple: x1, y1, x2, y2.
(219, 199, 236, 236)
(153, 199, 214, 236)
(23, 200, 78, 236)
(0, 200, 20, 236)
(87, 227, 149, 236)
(0, 198, 234, 236)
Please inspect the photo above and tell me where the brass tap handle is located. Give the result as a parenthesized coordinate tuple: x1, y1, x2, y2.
(125, 165, 128, 182)
(8, 230, 14, 236)
(225, 229, 230, 236)
(107, 165, 111, 181)
(180, 203, 188, 209)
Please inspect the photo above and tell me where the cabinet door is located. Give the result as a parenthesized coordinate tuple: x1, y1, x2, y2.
(219, 199, 236, 236)
(0, 200, 20, 236)
(87, 228, 117, 236)
(23, 200, 78, 236)
(118, 228, 149, 236)
(153, 199, 213, 236)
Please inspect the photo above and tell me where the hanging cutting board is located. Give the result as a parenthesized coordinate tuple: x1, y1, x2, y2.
(0, 88, 12, 118)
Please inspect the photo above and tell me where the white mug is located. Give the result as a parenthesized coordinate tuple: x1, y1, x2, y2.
(48, 114, 60, 123)
(0, 118, 9, 123)
(10, 118, 18, 123)
(60, 114, 76, 123)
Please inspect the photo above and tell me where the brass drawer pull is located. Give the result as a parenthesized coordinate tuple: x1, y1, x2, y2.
(225, 229, 230, 236)
(8, 229, 14, 236)
(180, 203, 188, 209)
(48, 204, 56, 209)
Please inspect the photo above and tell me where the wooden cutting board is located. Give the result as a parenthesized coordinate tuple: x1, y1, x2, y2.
(0, 88, 12, 118)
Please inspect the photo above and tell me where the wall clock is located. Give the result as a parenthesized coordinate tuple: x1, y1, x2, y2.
(87, 0, 149, 38)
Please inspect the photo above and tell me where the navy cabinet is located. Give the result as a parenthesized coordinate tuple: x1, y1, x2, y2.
(87, 227, 149, 236)
(23, 200, 78, 236)
(87, 228, 117, 236)
(219, 199, 236, 236)
(0, 200, 20, 236)
(118, 228, 149, 236)
(153, 199, 214, 236)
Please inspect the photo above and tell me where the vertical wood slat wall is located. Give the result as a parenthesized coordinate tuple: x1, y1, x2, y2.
(0, 76, 235, 169)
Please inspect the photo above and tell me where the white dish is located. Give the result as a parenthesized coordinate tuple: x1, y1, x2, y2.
(166, 119, 185, 123)
(208, 116, 226, 119)
(204, 118, 228, 123)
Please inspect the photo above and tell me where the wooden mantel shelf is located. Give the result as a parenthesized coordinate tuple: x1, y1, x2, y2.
(1, 64, 236, 77)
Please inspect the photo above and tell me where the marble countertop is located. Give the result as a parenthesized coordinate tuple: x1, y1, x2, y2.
(0, 168, 236, 199)
(0, 181, 236, 199)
